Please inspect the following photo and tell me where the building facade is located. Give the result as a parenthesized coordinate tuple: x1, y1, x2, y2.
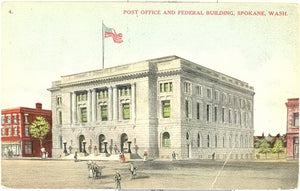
(49, 56, 254, 159)
(286, 98, 299, 159)
(1, 103, 52, 158)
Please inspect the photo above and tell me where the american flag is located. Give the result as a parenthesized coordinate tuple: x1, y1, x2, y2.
(103, 24, 123, 43)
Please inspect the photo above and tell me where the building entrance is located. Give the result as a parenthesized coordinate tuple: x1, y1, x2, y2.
(79, 135, 85, 152)
(120, 133, 128, 152)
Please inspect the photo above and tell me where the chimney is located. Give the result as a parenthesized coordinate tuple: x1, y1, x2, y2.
(36, 103, 42, 110)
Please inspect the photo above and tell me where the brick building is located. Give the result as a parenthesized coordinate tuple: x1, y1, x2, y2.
(49, 56, 254, 159)
(286, 98, 299, 159)
(1, 103, 52, 157)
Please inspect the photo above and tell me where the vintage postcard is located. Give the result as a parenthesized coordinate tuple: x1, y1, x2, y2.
(1, 1, 299, 190)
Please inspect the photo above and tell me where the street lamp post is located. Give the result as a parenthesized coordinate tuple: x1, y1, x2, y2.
(63, 140, 67, 155)
(127, 140, 132, 153)
(103, 140, 108, 153)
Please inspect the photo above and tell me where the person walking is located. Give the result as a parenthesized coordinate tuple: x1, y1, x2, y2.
(172, 151, 176, 161)
(94, 146, 98, 156)
(114, 171, 121, 190)
(143, 151, 148, 161)
(74, 151, 78, 162)
(129, 162, 137, 179)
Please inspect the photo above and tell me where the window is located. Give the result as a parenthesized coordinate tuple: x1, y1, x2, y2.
(214, 106, 218, 122)
(186, 100, 189, 118)
(58, 111, 62, 125)
(184, 82, 191, 94)
(120, 87, 131, 96)
(7, 115, 11, 124)
(2, 129, 5, 136)
(243, 112, 247, 126)
(196, 86, 202, 96)
(162, 101, 171, 118)
(229, 109, 232, 123)
(13, 114, 17, 124)
(229, 137, 232, 148)
(98, 90, 108, 99)
(57, 96, 62, 105)
(24, 114, 29, 124)
(8, 128, 12, 136)
(234, 111, 237, 124)
(214, 91, 218, 100)
(14, 127, 17, 136)
(207, 135, 210, 148)
(77, 92, 87, 102)
(25, 141, 32, 154)
(160, 82, 172, 93)
(123, 104, 130, 120)
(1, 115, 4, 124)
(206, 105, 210, 122)
(207, 89, 211, 99)
(240, 135, 243, 148)
(25, 126, 30, 137)
(294, 113, 299, 127)
(239, 112, 242, 126)
(197, 134, 201, 147)
(59, 136, 63, 149)
(162, 132, 170, 148)
(215, 135, 218, 148)
(101, 105, 108, 121)
(81, 108, 87, 122)
(197, 103, 200, 120)
(223, 137, 225, 148)
(222, 108, 225, 123)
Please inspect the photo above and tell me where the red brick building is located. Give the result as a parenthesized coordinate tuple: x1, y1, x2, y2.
(1, 103, 52, 158)
(285, 98, 299, 159)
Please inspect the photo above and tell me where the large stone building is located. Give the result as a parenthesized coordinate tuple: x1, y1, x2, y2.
(48, 56, 254, 159)
(286, 98, 299, 159)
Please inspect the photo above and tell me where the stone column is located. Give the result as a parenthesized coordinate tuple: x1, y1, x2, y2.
(92, 89, 96, 122)
(131, 83, 136, 120)
(108, 87, 113, 120)
(72, 92, 77, 123)
(113, 86, 118, 120)
(87, 90, 92, 122)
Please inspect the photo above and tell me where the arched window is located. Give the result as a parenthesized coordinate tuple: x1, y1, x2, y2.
(162, 132, 170, 148)
(99, 134, 105, 153)
(240, 135, 243, 148)
(197, 133, 201, 147)
(207, 134, 210, 148)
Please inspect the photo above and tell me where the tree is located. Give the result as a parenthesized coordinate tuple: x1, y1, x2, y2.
(258, 139, 271, 159)
(272, 139, 284, 159)
(30, 116, 50, 155)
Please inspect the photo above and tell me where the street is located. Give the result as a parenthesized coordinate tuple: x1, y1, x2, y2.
(1, 159, 298, 190)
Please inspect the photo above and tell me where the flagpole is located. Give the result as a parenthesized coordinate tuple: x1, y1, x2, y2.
(102, 20, 104, 69)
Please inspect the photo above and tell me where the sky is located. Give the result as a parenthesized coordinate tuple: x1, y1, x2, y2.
(1, 1, 299, 136)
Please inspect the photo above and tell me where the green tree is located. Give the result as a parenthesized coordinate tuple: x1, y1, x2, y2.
(258, 139, 271, 159)
(30, 116, 50, 155)
(272, 139, 284, 159)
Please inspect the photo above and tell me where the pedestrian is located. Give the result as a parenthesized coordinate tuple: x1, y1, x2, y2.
(114, 171, 121, 190)
(94, 146, 98, 156)
(74, 151, 78, 162)
(114, 144, 118, 154)
(122, 152, 126, 162)
(172, 151, 176, 161)
(87, 161, 93, 178)
(143, 151, 148, 162)
(129, 162, 137, 179)
(68, 145, 72, 154)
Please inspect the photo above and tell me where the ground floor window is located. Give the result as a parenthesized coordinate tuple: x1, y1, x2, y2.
(25, 141, 32, 154)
